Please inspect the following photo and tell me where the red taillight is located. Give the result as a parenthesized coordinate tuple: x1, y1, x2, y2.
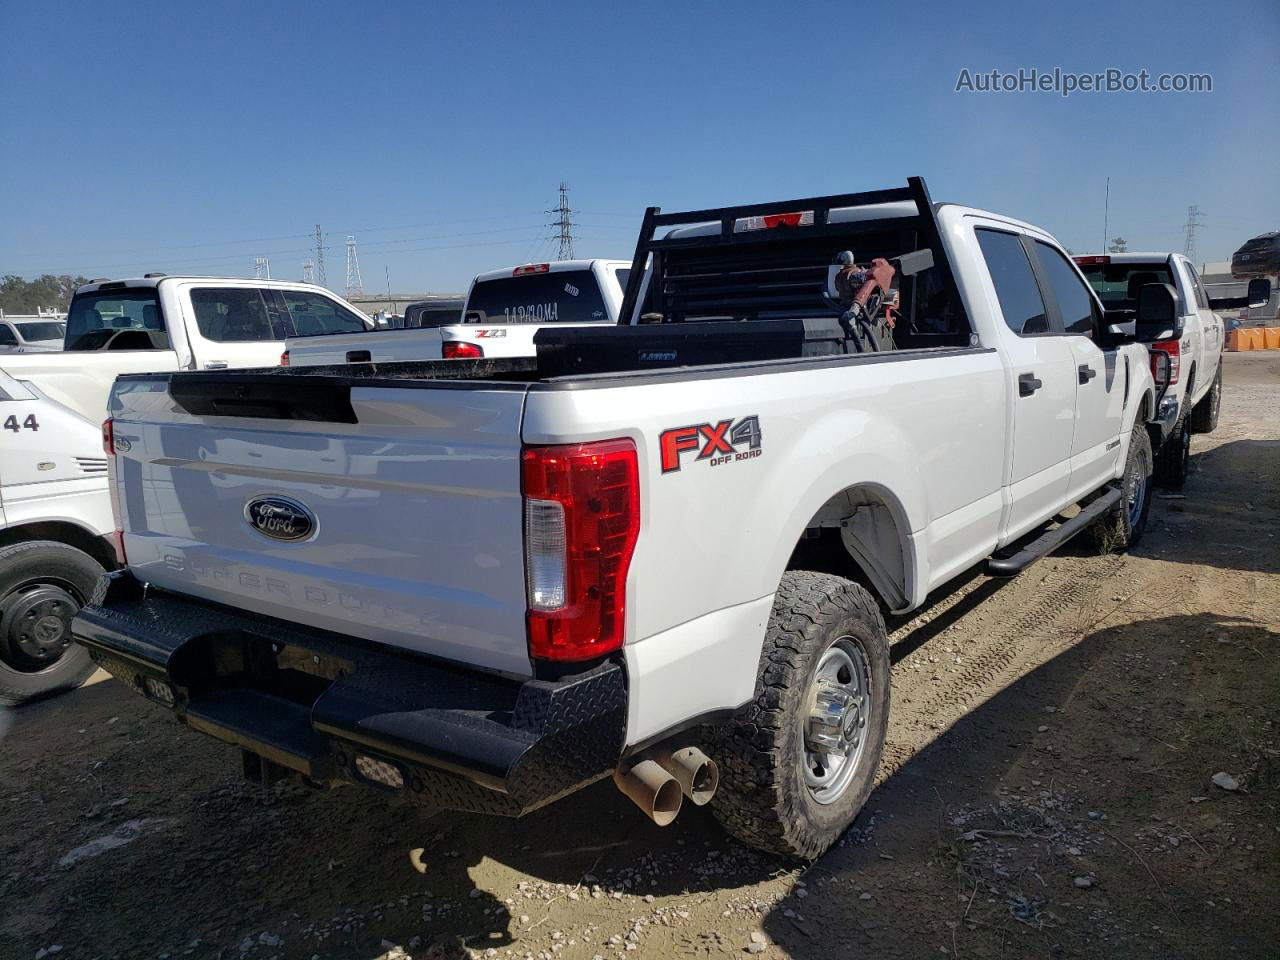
(1074, 255, 1111, 266)
(1151, 339, 1181, 384)
(443, 341, 483, 359)
(102, 418, 115, 455)
(522, 438, 640, 662)
(279, 350, 290, 366)
(513, 263, 551, 276)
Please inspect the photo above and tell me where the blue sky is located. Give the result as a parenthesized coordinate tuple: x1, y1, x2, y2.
(2, 0, 1276, 293)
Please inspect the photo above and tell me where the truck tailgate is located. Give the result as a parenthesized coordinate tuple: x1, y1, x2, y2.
(109, 374, 533, 676)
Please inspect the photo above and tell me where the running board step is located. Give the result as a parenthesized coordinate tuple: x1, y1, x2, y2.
(985, 486, 1122, 577)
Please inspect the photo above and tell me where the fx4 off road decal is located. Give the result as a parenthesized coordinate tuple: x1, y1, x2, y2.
(659, 415, 762, 473)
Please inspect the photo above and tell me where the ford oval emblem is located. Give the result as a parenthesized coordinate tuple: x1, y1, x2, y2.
(244, 496, 316, 542)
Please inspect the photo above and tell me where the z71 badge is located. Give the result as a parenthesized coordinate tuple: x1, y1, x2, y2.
(659, 415, 762, 473)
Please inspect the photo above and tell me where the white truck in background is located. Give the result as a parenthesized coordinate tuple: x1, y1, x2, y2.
(282, 259, 631, 366)
(0, 316, 67, 352)
(0, 275, 370, 704)
(76, 179, 1164, 859)
(1075, 253, 1270, 488)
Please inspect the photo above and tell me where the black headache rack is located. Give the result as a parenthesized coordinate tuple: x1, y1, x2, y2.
(615, 175, 970, 341)
(72, 572, 626, 816)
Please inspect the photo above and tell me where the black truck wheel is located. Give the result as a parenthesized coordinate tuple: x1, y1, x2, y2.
(708, 571, 890, 859)
(0, 541, 104, 706)
(1189, 366, 1222, 434)
(1154, 413, 1190, 490)
(1090, 428, 1152, 552)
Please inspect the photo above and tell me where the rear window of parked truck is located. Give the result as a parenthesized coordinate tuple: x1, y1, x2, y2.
(464, 272, 609, 324)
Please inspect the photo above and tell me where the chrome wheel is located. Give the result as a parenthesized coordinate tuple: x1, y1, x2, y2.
(801, 637, 872, 805)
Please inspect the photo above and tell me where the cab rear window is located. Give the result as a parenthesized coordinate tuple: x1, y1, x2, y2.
(464, 271, 609, 324)
(65, 289, 167, 351)
(1078, 263, 1175, 308)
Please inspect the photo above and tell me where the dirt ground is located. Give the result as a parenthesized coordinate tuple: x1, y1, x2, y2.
(2, 353, 1277, 960)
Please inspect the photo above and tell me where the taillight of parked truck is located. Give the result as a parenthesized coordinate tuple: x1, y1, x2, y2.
(521, 438, 640, 662)
(1151, 339, 1180, 384)
(443, 341, 483, 359)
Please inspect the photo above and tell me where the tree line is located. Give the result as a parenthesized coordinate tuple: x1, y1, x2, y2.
(0, 274, 90, 315)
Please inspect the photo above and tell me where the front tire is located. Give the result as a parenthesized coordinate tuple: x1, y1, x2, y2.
(0, 541, 104, 706)
(1189, 366, 1222, 434)
(709, 571, 890, 859)
(1090, 428, 1152, 552)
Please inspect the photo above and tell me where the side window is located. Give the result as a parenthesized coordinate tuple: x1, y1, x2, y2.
(0, 325, 16, 345)
(1184, 263, 1208, 309)
(1033, 242, 1099, 336)
(190, 288, 288, 343)
(976, 229, 1049, 336)
(278, 290, 369, 337)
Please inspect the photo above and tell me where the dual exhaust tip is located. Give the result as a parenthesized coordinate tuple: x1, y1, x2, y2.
(612, 746, 718, 826)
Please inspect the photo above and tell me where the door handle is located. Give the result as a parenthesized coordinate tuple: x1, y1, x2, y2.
(1078, 364, 1097, 384)
(346, 350, 372, 363)
(204, 360, 228, 369)
(1018, 372, 1042, 397)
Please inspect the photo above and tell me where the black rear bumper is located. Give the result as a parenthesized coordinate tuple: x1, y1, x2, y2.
(72, 572, 627, 816)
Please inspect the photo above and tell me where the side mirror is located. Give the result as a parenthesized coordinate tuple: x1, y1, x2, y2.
(1208, 277, 1272, 312)
(1134, 283, 1183, 342)
(1248, 277, 1272, 308)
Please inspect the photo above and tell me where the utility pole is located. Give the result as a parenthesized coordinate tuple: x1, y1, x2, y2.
(1182, 205, 1205, 264)
(384, 265, 394, 314)
(314, 224, 327, 288)
(253, 257, 271, 279)
(1101, 177, 1110, 254)
(302, 259, 315, 284)
(548, 182, 576, 260)
(345, 235, 364, 298)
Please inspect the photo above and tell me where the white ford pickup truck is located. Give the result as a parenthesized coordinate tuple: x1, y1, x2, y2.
(74, 179, 1163, 858)
(0, 276, 369, 704)
(1075, 253, 1269, 488)
(282, 259, 630, 366)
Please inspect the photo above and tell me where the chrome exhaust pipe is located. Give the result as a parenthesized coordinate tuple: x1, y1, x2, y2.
(653, 746, 719, 806)
(612, 759, 683, 826)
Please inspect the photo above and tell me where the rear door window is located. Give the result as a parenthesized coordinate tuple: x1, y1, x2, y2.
(1033, 242, 1100, 335)
(976, 229, 1049, 336)
(190, 288, 289, 342)
(464, 271, 609, 324)
(65, 288, 168, 351)
(0, 325, 16, 346)
(278, 290, 370, 337)
(17, 322, 65, 342)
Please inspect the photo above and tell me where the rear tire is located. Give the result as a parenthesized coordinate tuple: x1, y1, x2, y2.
(708, 571, 890, 859)
(0, 541, 104, 706)
(1090, 428, 1152, 552)
(1154, 413, 1190, 490)
(1189, 366, 1222, 434)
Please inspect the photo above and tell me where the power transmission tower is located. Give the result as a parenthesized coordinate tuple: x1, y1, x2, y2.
(345, 235, 364, 297)
(302, 259, 315, 284)
(253, 257, 271, 279)
(548, 182, 576, 260)
(1182, 205, 1205, 264)
(314, 224, 327, 288)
